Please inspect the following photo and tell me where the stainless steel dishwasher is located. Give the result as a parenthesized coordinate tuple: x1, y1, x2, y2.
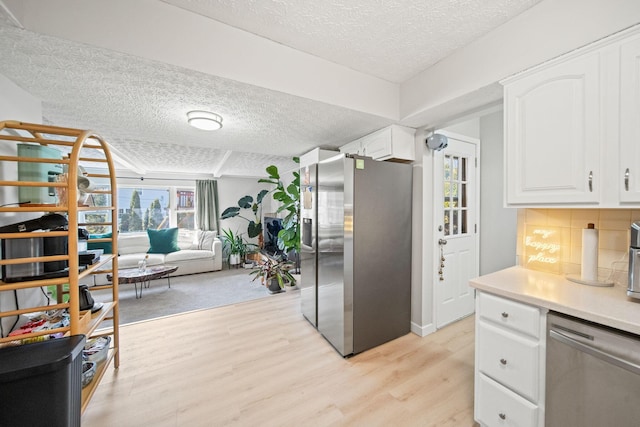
(546, 311, 640, 426)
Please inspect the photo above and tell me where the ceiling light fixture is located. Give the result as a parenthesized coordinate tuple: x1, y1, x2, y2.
(187, 110, 223, 131)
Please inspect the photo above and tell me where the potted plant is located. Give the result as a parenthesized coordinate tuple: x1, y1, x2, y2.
(249, 256, 297, 294)
(220, 228, 252, 267)
(259, 157, 301, 271)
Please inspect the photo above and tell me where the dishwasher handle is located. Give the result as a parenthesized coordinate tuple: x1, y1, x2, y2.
(549, 329, 640, 376)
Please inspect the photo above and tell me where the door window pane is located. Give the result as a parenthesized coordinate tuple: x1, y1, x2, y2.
(442, 152, 470, 237)
(444, 210, 450, 236)
(452, 210, 459, 235)
(452, 156, 459, 181)
(461, 183, 467, 208)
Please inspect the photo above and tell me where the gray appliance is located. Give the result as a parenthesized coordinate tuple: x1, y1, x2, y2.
(302, 154, 412, 356)
(628, 221, 640, 299)
(546, 311, 640, 426)
(300, 162, 318, 327)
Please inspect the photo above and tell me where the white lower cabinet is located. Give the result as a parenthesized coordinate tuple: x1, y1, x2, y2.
(477, 374, 539, 427)
(475, 291, 547, 427)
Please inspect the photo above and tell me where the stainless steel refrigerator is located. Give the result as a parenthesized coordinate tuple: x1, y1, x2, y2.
(300, 154, 412, 356)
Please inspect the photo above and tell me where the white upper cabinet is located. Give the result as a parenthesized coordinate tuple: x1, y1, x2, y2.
(503, 25, 640, 207)
(504, 53, 601, 205)
(340, 124, 415, 161)
(619, 35, 640, 203)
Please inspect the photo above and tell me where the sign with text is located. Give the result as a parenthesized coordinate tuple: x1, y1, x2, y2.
(524, 225, 562, 274)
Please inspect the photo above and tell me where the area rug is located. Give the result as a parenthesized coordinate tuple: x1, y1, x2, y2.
(92, 268, 279, 325)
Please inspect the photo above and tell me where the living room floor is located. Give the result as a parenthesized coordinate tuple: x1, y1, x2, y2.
(82, 291, 477, 427)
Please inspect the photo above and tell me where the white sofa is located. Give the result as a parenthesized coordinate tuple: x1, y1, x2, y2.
(83, 229, 222, 286)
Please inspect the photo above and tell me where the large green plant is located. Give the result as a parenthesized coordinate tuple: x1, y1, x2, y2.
(259, 157, 300, 255)
(220, 189, 269, 239)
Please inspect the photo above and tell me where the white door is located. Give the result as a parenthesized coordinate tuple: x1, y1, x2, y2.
(434, 133, 479, 328)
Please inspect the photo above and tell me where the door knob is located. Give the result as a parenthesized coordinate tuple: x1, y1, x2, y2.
(438, 239, 447, 245)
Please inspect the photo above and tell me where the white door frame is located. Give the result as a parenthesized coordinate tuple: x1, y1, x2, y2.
(431, 130, 480, 328)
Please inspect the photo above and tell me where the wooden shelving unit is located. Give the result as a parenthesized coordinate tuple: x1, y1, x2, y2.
(0, 120, 120, 413)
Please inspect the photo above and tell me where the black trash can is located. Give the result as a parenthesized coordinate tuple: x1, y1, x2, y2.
(0, 335, 85, 427)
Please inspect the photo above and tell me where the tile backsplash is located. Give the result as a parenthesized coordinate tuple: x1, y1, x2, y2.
(517, 209, 640, 286)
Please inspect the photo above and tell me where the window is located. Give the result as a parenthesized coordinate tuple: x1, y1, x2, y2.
(176, 189, 195, 229)
(79, 181, 113, 235)
(116, 186, 195, 232)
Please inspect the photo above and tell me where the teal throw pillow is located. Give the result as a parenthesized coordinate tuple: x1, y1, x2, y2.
(87, 232, 113, 254)
(147, 228, 181, 254)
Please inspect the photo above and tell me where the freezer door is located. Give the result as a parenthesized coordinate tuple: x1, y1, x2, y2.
(317, 155, 353, 356)
(352, 157, 412, 354)
(300, 163, 317, 327)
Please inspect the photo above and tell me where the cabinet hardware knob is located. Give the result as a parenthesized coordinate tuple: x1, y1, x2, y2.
(499, 413, 506, 420)
(501, 312, 509, 318)
(588, 171, 593, 192)
(625, 168, 630, 192)
(500, 358, 507, 365)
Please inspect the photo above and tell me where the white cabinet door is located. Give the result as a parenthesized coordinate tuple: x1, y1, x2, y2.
(361, 126, 392, 159)
(476, 374, 539, 427)
(362, 125, 415, 161)
(477, 321, 540, 402)
(619, 34, 640, 203)
(339, 139, 363, 156)
(504, 52, 601, 205)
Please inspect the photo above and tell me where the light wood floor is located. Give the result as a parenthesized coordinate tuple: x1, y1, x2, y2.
(82, 291, 477, 427)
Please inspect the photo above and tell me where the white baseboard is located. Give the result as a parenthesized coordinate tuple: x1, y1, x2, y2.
(410, 321, 436, 337)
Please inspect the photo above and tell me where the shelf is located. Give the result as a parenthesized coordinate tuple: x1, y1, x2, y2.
(83, 301, 116, 337)
(0, 120, 120, 415)
(0, 255, 115, 290)
(80, 346, 118, 413)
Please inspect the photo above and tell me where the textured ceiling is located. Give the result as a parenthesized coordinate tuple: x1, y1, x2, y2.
(0, 0, 542, 178)
(161, 0, 541, 83)
(0, 23, 390, 176)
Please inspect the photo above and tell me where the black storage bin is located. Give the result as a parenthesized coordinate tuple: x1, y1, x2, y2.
(0, 335, 85, 427)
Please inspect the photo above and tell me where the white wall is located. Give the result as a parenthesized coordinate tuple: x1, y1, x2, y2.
(0, 73, 42, 123)
(0, 72, 44, 337)
(443, 118, 480, 139)
(410, 128, 435, 336)
(479, 110, 517, 274)
(401, 0, 640, 128)
(217, 176, 272, 247)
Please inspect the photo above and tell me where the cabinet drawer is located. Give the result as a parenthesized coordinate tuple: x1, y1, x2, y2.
(476, 373, 539, 427)
(478, 321, 540, 402)
(478, 292, 540, 338)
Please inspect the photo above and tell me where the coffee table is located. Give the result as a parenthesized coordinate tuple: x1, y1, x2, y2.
(107, 265, 178, 299)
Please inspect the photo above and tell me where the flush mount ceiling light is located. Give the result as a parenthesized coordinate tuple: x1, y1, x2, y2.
(187, 110, 223, 131)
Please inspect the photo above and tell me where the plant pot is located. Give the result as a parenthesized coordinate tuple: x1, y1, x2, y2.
(266, 277, 284, 294)
(229, 253, 241, 266)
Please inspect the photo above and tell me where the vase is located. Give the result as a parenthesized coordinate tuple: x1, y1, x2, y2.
(229, 253, 241, 266)
(267, 277, 284, 294)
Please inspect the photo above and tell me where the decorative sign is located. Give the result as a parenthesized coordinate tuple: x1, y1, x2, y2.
(524, 225, 562, 273)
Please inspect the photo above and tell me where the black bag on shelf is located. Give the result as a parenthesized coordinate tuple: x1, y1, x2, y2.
(0, 213, 67, 233)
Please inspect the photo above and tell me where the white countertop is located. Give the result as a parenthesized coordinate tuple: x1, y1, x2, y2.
(470, 266, 640, 336)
